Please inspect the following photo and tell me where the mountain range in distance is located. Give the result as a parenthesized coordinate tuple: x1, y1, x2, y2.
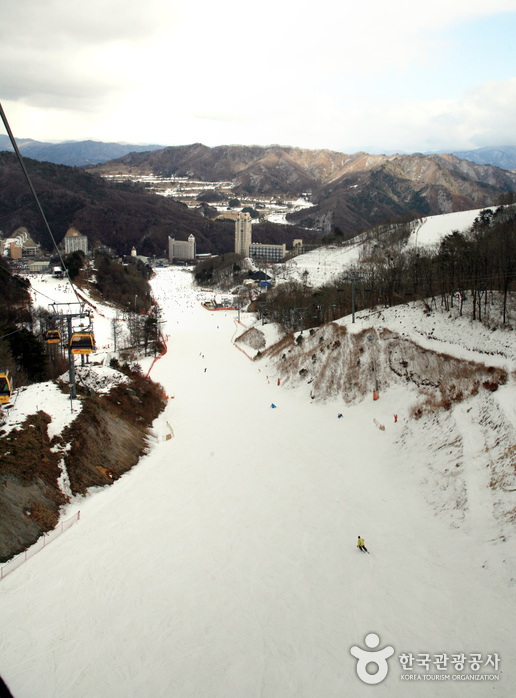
(0, 135, 166, 167)
(2, 136, 516, 260)
(440, 145, 516, 171)
(1, 133, 516, 171)
(348, 145, 516, 171)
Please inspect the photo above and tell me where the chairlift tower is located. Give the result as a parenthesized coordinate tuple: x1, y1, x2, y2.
(293, 307, 308, 333)
(343, 274, 363, 323)
(48, 302, 93, 404)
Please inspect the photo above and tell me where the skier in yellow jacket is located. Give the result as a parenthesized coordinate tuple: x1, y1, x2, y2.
(357, 536, 369, 553)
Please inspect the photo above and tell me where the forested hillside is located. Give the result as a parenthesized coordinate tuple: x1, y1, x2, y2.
(0, 153, 312, 257)
(90, 144, 516, 236)
(254, 205, 516, 329)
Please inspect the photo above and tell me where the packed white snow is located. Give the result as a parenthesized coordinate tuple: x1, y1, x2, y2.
(0, 263, 515, 697)
(406, 208, 489, 248)
(277, 207, 489, 288)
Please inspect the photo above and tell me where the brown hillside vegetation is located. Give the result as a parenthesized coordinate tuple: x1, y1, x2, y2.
(91, 144, 516, 236)
(3, 145, 515, 258)
(0, 152, 238, 257)
(252, 323, 507, 408)
(0, 371, 167, 562)
(0, 151, 313, 257)
(60, 372, 167, 495)
(0, 411, 67, 562)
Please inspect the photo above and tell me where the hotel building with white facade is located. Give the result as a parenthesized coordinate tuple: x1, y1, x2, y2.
(168, 234, 196, 262)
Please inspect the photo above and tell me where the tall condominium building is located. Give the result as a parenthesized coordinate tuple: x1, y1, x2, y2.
(235, 212, 252, 257)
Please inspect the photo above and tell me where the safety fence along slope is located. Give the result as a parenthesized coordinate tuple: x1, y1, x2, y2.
(0, 511, 80, 581)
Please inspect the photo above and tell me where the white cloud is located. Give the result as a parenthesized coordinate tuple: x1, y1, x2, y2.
(332, 78, 516, 152)
(1, 0, 516, 150)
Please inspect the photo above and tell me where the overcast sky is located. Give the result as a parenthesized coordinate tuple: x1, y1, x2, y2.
(1, 0, 516, 153)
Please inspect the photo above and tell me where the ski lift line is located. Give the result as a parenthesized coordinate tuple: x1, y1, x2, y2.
(29, 285, 63, 306)
(31, 286, 92, 323)
(0, 264, 14, 278)
(0, 328, 24, 341)
(0, 102, 80, 306)
(0, 200, 35, 223)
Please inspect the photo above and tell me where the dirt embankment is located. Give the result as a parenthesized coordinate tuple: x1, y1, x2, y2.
(0, 411, 67, 562)
(255, 322, 508, 407)
(0, 372, 167, 562)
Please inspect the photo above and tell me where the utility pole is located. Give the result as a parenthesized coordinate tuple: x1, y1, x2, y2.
(343, 274, 363, 323)
(368, 333, 379, 400)
(293, 307, 307, 333)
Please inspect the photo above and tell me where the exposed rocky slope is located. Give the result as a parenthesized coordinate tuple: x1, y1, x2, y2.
(0, 368, 167, 561)
(90, 145, 516, 235)
(248, 322, 507, 407)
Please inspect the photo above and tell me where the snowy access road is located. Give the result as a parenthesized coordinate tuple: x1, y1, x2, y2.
(0, 267, 514, 697)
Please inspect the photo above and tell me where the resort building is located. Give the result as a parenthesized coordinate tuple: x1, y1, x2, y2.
(235, 212, 252, 257)
(168, 234, 196, 262)
(249, 242, 286, 262)
(63, 228, 88, 256)
(1, 227, 40, 258)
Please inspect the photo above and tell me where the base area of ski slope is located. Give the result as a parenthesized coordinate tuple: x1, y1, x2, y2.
(0, 268, 515, 697)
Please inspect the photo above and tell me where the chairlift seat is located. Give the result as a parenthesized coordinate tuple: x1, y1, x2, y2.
(0, 370, 12, 404)
(45, 329, 61, 344)
(70, 333, 95, 355)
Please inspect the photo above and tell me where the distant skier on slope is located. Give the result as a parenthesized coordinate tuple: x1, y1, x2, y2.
(357, 536, 369, 553)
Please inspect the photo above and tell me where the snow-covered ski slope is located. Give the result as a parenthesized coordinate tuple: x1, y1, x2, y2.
(279, 207, 486, 288)
(0, 265, 515, 696)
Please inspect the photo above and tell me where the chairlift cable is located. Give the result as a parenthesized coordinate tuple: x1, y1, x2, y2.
(30, 287, 60, 304)
(0, 102, 81, 306)
(0, 328, 23, 341)
(0, 201, 35, 223)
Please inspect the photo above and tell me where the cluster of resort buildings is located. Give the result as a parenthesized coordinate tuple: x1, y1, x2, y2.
(3, 212, 300, 270)
(1, 227, 88, 271)
(169, 212, 302, 264)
